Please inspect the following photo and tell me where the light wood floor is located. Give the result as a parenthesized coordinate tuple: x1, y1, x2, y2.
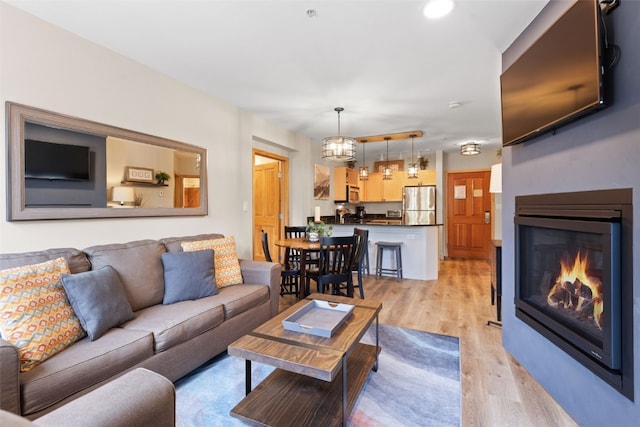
(279, 258, 579, 427)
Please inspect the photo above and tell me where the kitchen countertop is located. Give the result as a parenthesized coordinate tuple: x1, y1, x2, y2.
(307, 216, 440, 226)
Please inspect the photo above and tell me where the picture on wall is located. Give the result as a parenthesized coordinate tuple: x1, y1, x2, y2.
(314, 164, 330, 200)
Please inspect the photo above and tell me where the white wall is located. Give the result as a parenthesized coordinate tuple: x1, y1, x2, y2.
(0, 3, 314, 258)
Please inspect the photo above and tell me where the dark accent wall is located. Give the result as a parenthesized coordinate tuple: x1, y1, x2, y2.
(24, 122, 107, 207)
(501, 2, 639, 425)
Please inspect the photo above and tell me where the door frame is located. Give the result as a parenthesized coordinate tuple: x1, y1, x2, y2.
(252, 148, 290, 260)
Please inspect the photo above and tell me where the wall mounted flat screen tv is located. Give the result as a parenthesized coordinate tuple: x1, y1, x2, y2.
(501, 0, 607, 146)
(25, 139, 91, 181)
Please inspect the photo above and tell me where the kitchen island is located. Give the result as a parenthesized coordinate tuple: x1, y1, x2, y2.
(330, 223, 439, 280)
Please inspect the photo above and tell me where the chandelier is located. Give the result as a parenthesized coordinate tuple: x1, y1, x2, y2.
(407, 134, 419, 179)
(322, 107, 356, 161)
(460, 142, 481, 156)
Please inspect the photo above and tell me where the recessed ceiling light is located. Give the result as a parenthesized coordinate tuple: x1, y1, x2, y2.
(448, 101, 462, 109)
(423, 0, 454, 19)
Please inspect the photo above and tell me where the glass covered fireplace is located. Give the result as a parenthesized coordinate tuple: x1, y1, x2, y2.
(515, 189, 633, 400)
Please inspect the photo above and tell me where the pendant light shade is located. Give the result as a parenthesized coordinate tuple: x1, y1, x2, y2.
(322, 107, 356, 161)
(358, 141, 369, 180)
(460, 142, 481, 156)
(407, 134, 419, 179)
(382, 137, 392, 180)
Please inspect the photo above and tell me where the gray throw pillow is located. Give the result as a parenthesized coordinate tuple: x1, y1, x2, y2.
(61, 266, 135, 341)
(161, 249, 217, 304)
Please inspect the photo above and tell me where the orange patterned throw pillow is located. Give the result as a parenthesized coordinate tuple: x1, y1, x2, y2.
(0, 257, 86, 372)
(181, 236, 243, 288)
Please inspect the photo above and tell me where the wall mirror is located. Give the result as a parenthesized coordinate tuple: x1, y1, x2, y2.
(6, 102, 208, 221)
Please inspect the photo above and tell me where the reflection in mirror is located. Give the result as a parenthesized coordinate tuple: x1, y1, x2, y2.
(7, 102, 208, 220)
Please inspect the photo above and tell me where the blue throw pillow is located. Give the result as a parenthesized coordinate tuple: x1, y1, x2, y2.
(161, 249, 217, 304)
(61, 266, 135, 341)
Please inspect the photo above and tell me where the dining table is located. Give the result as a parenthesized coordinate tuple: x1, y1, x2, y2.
(274, 237, 320, 300)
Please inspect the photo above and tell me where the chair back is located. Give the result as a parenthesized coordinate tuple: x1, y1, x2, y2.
(284, 225, 308, 268)
(352, 228, 369, 271)
(260, 230, 273, 262)
(284, 226, 307, 239)
(317, 236, 357, 277)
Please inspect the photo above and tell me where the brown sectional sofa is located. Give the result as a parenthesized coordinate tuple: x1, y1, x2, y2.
(0, 233, 281, 420)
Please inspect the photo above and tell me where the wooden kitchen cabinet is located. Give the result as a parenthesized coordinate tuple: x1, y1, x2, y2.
(360, 172, 402, 202)
(418, 169, 436, 185)
(333, 167, 358, 201)
(383, 176, 404, 201)
(361, 173, 383, 201)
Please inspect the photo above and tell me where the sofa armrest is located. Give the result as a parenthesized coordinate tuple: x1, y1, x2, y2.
(239, 259, 282, 317)
(0, 338, 20, 414)
(33, 368, 175, 427)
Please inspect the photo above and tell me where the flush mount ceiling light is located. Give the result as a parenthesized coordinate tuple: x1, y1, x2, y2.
(407, 134, 419, 179)
(322, 107, 356, 162)
(359, 140, 369, 181)
(382, 137, 393, 180)
(423, 0, 454, 19)
(460, 142, 481, 156)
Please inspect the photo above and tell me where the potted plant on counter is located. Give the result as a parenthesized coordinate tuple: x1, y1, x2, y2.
(306, 220, 333, 242)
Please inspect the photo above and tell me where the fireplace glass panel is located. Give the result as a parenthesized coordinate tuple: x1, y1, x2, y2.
(518, 224, 606, 345)
(515, 215, 620, 369)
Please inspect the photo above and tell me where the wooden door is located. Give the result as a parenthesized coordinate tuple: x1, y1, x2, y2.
(183, 187, 200, 208)
(253, 161, 281, 262)
(446, 170, 492, 259)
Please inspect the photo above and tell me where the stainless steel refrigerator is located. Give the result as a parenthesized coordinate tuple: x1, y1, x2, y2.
(403, 185, 436, 225)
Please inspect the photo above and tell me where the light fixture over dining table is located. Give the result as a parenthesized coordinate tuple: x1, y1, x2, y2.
(322, 107, 356, 161)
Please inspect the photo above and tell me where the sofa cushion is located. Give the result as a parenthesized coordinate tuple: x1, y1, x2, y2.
(0, 248, 90, 274)
(61, 266, 135, 341)
(84, 240, 166, 311)
(0, 258, 86, 372)
(160, 233, 225, 253)
(20, 328, 153, 417)
(181, 236, 243, 288)
(161, 249, 217, 304)
(214, 284, 270, 320)
(122, 298, 225, 353)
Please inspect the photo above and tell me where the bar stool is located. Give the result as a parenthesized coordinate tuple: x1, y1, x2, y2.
(375, 241, 403, 280)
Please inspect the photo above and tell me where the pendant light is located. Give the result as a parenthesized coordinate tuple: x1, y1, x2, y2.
(460, 142, 481, 155)
(382, 137, 392, 180)
(322, 107, 356, 161)
(358, 140, 369, 180)
(407, 134, 419, 179)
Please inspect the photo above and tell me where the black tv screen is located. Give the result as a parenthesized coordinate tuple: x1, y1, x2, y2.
(25, 139, 91, 181)
(501, 0, 607, 146)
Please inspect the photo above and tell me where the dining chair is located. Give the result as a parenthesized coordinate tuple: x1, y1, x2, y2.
(351, 228, 369, 298)
(260, 230, 299, 296)
(284, 225, 319, 268)
(305, 235, 357, 297)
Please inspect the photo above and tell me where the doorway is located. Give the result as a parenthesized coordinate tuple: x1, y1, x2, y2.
(446, 169, 492, 259)
(252, 149, 289, 262)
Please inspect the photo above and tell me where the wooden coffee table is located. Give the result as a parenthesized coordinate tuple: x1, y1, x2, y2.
(228, 293, 382, 426)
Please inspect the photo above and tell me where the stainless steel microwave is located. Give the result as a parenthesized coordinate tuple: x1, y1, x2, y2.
(348, 186, 360, 204)
(335, 185, 360, 204)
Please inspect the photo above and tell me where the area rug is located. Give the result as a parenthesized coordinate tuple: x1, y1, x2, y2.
(175, 324, 460, 427)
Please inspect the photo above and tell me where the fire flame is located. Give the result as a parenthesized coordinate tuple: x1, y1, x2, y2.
(547, 251, 603, 330)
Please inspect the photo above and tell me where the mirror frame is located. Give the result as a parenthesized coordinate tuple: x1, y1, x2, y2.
(6, 102, 208, 221)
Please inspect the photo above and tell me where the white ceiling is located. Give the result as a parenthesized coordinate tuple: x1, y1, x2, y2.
(6, 0, 548, 159)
